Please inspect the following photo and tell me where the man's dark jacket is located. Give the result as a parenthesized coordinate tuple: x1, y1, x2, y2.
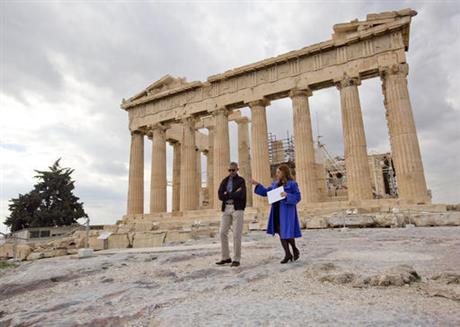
(217, 174, 247, 212)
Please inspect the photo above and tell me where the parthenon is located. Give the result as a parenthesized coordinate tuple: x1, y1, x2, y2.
(121, 8, 430, 224)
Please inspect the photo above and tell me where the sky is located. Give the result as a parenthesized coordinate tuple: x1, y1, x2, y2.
(1, 0, 459, 233)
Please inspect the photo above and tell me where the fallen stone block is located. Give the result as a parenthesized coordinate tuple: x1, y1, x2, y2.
(328, 215, 376, 228)
(132, 231, 166, 248)
(373, 213, 405, 228)
(412, 212, 460, 227)
(107, 233, 130, 249)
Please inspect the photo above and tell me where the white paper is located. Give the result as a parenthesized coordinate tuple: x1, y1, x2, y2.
(267, 186, 285, 204)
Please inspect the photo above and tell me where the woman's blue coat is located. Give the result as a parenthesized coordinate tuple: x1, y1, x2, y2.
(254, 179, 302, 239)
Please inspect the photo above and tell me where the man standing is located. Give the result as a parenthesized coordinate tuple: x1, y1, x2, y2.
(215, 162, 246, 267)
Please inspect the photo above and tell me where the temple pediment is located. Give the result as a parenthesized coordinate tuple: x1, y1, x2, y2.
(122, 74, 196, 107)
(332, 8, 417, 45)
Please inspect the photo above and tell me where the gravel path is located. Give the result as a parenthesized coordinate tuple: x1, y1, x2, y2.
(1, 226, 459, 326)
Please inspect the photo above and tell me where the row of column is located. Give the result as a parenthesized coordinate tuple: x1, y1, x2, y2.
(126, 114, 253, 214)
(127, 62, 428, 214)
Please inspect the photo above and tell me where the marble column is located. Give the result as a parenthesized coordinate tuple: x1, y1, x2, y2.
(206, 127, 214, 209)
(171, 140, 181, 212)
(127, 130, 144, 215)
(235, 117, 252, 206)
(249, 99, 271, 208)
(290, 89, 319, 204)
(212, 108, 230, 208)
(336, 75, 373, 202)
(196, 147, 202, 207)
(149, 124, 167, 213)
(203, 150, 210, 207)
(180, 117, 198, 211)
(380, 63, 428, 203)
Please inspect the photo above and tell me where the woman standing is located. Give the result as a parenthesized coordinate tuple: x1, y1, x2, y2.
(250, 164, 302, 263)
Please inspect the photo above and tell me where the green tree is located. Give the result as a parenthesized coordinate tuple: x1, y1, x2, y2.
(5, 159, 88, 232)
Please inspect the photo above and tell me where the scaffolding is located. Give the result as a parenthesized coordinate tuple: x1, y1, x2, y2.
(267, 131, 295, 165)
(267, 131, 398, 199)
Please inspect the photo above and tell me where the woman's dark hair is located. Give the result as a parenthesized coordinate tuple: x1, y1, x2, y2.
(277, 164, 293, 185)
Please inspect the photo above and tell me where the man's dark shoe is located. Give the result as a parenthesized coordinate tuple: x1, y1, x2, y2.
(215, 258, 232, 265)
(231, 261, 240, 267)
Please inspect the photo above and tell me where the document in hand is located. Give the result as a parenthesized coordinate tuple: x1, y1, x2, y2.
(267, 186, 285, 204)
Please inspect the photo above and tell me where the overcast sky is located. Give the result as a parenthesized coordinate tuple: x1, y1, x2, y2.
(1, 0, 459, 233)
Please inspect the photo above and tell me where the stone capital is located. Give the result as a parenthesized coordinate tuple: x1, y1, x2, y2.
(289, 88, 312, 99)
(145, 123, 166, 139)
(150, 123, 167, 132)
(335, 73, 361, 90)
(248, 99, 270, 108)
(379, 63, 409, 79)
(211, 107, 229, 117)
(130, 129, 144, 136)
(234, 116, 249, 124)
(181, 115, 196, 125)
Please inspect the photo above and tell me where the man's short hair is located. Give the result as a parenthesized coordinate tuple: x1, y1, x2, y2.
(229, 162, 238, 168)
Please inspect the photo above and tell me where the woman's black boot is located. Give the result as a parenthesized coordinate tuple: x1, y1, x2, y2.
(280, 239, 293, 264)
(288, 238, 300, 261)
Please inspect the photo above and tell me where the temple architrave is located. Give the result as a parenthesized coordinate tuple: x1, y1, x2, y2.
(120, 9, 432, 229)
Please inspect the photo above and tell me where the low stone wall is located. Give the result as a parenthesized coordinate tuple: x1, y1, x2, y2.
(1, 209, 459, 262)
(302, 211, 460, 229)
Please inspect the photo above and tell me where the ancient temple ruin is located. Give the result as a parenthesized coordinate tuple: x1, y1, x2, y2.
(3, 8, 458, 263)
(120, 8, 431, 228)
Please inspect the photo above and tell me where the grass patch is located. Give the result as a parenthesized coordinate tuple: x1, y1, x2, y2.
(0, 261, 17, 269)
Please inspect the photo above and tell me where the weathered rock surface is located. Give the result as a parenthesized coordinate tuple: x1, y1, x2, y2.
(309, 264, 421, 287)
(1, 227, 459, 326)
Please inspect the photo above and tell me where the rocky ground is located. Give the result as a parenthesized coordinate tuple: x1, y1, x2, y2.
(0, 226, 459, 326)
